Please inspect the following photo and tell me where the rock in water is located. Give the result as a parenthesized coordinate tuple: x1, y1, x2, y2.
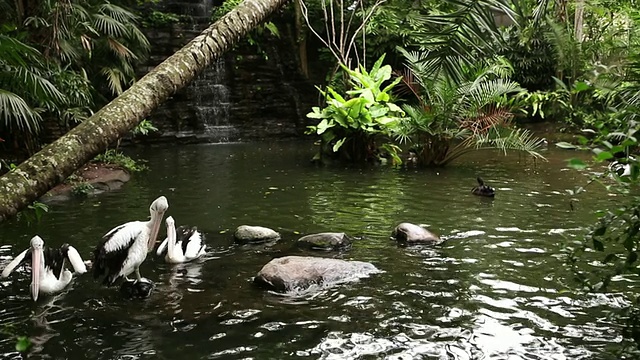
(254, 256, 381, 292)
(234, 225, 280, 243)
(120, 278, 154, 299)
(391, 222, 442, 245)
(297, 232, 352, 251)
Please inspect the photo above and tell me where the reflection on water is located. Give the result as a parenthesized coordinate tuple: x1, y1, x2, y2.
(0, 141, 637, 359)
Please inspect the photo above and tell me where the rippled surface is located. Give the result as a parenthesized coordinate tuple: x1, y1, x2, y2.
(0, 141, 636, 359)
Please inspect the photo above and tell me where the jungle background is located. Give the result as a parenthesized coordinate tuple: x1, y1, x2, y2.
(2, 0, 640, 354)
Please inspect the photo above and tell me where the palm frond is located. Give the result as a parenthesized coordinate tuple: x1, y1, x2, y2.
(92, 13, 130, 38)
(0, 35, 43, 67)
(96, 3, 139, 24)
(14, 67, 66, 104)
(412, 0, 514, 83)
(100, 67, 126, 95)
(474, 127, 546, 158)
(107, 38, 136, 60)
(464, 78, 523, 110)
(0, 89, 42, 133)
(459, 105, 513, 134)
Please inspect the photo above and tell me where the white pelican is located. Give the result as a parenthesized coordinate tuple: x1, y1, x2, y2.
(1, 236, 87, 301)
(156, 216, 206, 263)
(609, 160, 632, 177)
(93, 196, 168, 285)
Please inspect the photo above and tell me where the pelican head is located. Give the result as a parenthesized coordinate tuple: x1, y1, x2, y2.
(147, 196, 169, 252)
(165, 216, 176, 247)
(30, 236, 44, 301)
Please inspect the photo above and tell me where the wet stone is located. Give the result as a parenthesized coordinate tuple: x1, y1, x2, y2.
(391, 222, 442, 245)
(234, 225, 280, 243)
(254, 256, 381, 292)
(297, 232, 352, 251)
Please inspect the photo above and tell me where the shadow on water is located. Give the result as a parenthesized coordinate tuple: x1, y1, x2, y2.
(0, 141, 637, 359)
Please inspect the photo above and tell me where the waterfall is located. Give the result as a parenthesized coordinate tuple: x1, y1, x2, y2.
(188, 57, 236, 142)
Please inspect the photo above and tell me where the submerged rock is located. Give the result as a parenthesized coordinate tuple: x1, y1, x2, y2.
(297, 232, 352, 251)
(120, 278, 154, 299)
(234, 225, 280, 243)
(391, 222, 442, 245)
(254, 256, 381, 292)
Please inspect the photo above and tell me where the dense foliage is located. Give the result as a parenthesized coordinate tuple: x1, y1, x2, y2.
(3, 0, 640, 349)
(0, 0, 150, 157)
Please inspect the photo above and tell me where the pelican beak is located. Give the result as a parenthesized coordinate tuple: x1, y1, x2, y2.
(147, 210, 166, 252)
(31, 247, 42, 301)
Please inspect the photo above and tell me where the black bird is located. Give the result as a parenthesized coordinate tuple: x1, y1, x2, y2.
(471, 177, 495, 197)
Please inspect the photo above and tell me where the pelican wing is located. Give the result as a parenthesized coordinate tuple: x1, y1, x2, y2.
(1, 248, 30, 278)
(93, 221, 143, 284)
(44, 246, 67, 280)
(156, 237, 169, 256)
(64, 245, 87, 274)
(181, 227, 206, 259)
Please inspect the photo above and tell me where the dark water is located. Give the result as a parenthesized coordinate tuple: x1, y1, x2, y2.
(0, 141, 636, 359)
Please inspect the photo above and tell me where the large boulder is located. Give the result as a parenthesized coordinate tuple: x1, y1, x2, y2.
(297, 232, 352, 251)
(254, 256, 381, 292)
(234, 225, 280, 243)
(391, 222, 442, 245)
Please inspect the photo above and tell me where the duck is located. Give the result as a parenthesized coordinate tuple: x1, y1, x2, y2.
(471, 177, 495, 197)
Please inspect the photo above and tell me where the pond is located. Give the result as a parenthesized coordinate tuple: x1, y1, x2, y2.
(0, 141, 636, 359)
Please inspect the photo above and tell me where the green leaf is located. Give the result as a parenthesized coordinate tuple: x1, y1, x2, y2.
(263, 22, 280, 37)
(15, 336, 30, 352)
(345, 98, 365, 119)
(326, 87, 346, 103)
(386, 102, 403, 114)
(306, 107, 325, 119)
(573, 81, 590, 92)
(376, 92, 390, 102)
(361, 88, 375, 103)
(315, 119, 333, 135)
(594, 151, 613, 161)
(369, 105, 389, 118)
(577, 135, 589, 145)
(567, 158, 588, 170)
(332, 138, 346, 152)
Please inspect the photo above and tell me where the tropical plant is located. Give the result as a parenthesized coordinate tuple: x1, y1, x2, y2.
(391, 0, 515, 84)
(306, 55, 405, 164)
(394, 51, 545, 166)
(93, 149, 148, 172)
(0, 0, 150, 156)
(0, 34, 66, 154)
(561, 18, 640, 347)
(20, 0, 151, 98)
(72, 182, 95, 197)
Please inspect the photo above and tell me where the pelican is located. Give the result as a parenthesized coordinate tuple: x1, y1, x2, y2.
(609, 159, 633, 177)
(156, 216, 206, 263)
(93, 196, 168, 285)
(1, 236, 87, 301)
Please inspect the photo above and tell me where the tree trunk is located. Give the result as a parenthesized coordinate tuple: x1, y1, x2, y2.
(0, 0, 291, 222)
(574, 0, 585, 42)
(294, 0, 308, 77)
